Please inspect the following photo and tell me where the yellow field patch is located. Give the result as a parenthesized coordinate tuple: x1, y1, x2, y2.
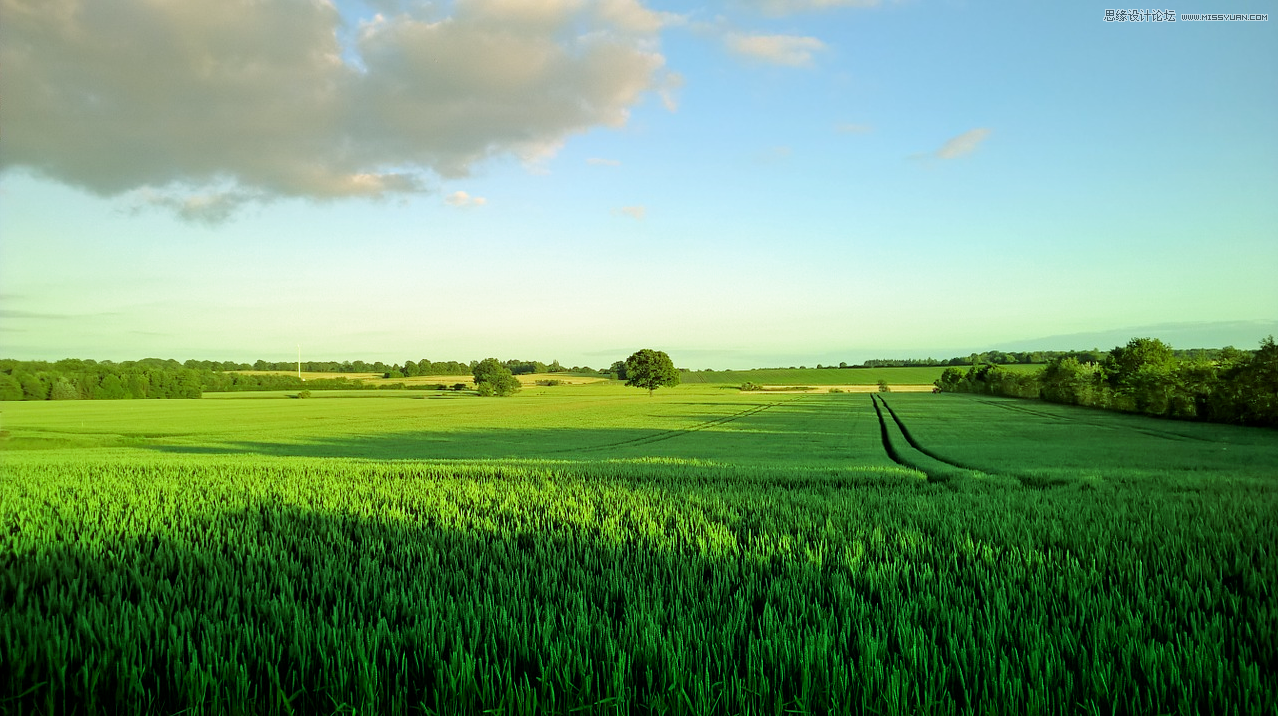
(230, 370, 607, 387)
(754, 384, 937, 394)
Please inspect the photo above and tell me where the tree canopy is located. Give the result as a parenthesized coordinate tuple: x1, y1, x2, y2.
(623, 349, 679, 396)
(935, 335, 1278, 426)
(472, 358, 521, 397)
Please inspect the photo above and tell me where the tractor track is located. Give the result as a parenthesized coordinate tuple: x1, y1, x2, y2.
(975, 398, 1218, 443)
(870, 394, 911, 471)
(877, 395, 988, 474)
(872, 395, 1048, 487)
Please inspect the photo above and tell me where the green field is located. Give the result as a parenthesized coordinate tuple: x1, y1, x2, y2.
(2, 386, 1275, 715)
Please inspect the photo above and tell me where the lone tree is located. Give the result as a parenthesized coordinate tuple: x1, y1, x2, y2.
(623, 349, 680, 396)
(472, 358, 521, 397)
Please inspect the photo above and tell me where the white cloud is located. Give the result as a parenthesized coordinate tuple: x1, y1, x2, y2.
(595, 0, 675, 33)
(612, 205, 646, 220)
(724, 33, 826, 67)
(658, 71, 684, 112)
(587, 158, 622, 166)
(131, 187, 269, 225)
(933, 128, 993, 159)
(744, 0, 883, 15)
(0, 0, 670, 221)
(444, 190, 487, 207)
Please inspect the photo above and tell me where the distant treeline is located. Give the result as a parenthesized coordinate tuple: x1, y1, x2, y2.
(186, 357, 597, 377)
(741, 347, 1241, 371)
(935, 337, 1277, 427)
(0, 356, 599, 401)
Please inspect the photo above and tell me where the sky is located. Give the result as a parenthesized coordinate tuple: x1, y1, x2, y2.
(2, 0, 1275, 370)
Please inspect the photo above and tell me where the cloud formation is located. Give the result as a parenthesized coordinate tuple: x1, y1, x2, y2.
(0, 0, 672, 221)
(933, 128, 993, 159)
(745, 0, 883, 15)
(612, 206, 647, 220)
(724, 32, 826, 67)
(444, 190, 487, 208)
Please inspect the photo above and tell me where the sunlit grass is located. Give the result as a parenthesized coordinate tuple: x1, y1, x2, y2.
(2, 390, 1275, 714)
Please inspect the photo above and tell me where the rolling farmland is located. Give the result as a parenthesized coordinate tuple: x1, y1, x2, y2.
(2, 385, 1275, 715)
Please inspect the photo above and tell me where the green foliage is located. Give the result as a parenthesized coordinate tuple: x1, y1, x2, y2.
(472, 358, 521, 397)
(19, 373, 49, 400)
(609, 360, 628, 380)
(624, 349, 680, 396)
(876, 379, 890, 393)
(934, 335, 1278, 427)
(297, 390, 312, 399)
(0, 373, 22, 401)
(535, 379, 564, 386)
(49, 378, 79, 400)
(2, 391, 1276, 714)
(739, 382, 764, 391)
(93, 374, 127, 400)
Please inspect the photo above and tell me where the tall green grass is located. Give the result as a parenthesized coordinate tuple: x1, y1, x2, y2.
(2, 392, 1275, 714)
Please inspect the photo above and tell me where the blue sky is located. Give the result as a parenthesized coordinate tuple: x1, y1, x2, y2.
(2, 0, 1275, 369)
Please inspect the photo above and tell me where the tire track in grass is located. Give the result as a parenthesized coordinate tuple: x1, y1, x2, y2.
(555, 397, 800, 454)
(875, 396, 1038, 488)
(869, 394, 966, 483)
(878, 396, 988, 474)
(976, 398, 1217, 443)
(870, 394, 923, 476)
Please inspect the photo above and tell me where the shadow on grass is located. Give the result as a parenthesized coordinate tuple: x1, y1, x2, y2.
(5, 497, 853, 715)
(145, 397, 895, 467)
(147, 426, 817, 461)
(144, 427, 897, 470)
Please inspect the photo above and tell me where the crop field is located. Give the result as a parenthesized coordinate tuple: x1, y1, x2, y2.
(2, 385, 1276, 715)
(231, 371, 608, 387)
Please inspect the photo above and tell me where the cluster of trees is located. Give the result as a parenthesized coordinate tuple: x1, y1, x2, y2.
(391, 359, 597, 379)
(0, 355, 598, 401)
(0, 359, 204, 401)
(0, 359, 465, 401)
(860, 351, 1053, 367)
(174, 357, 590, 377)
(466, 350, 680, 398)
(936, 337, 1278, 426)
(741, 348, 1244, 372)
(472, 359, 522, 397)
(230, 359, 476, 375)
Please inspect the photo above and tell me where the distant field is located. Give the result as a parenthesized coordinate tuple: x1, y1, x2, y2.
(677, 364, 1042, 385)
(232, 370, 606, 387)
(230, 366, 1041, 388)
(3, 386, 1274, 714)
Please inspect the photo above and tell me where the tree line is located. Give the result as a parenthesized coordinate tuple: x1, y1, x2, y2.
(934, 337, 1277, 427)
(0, 356, 597, 401)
